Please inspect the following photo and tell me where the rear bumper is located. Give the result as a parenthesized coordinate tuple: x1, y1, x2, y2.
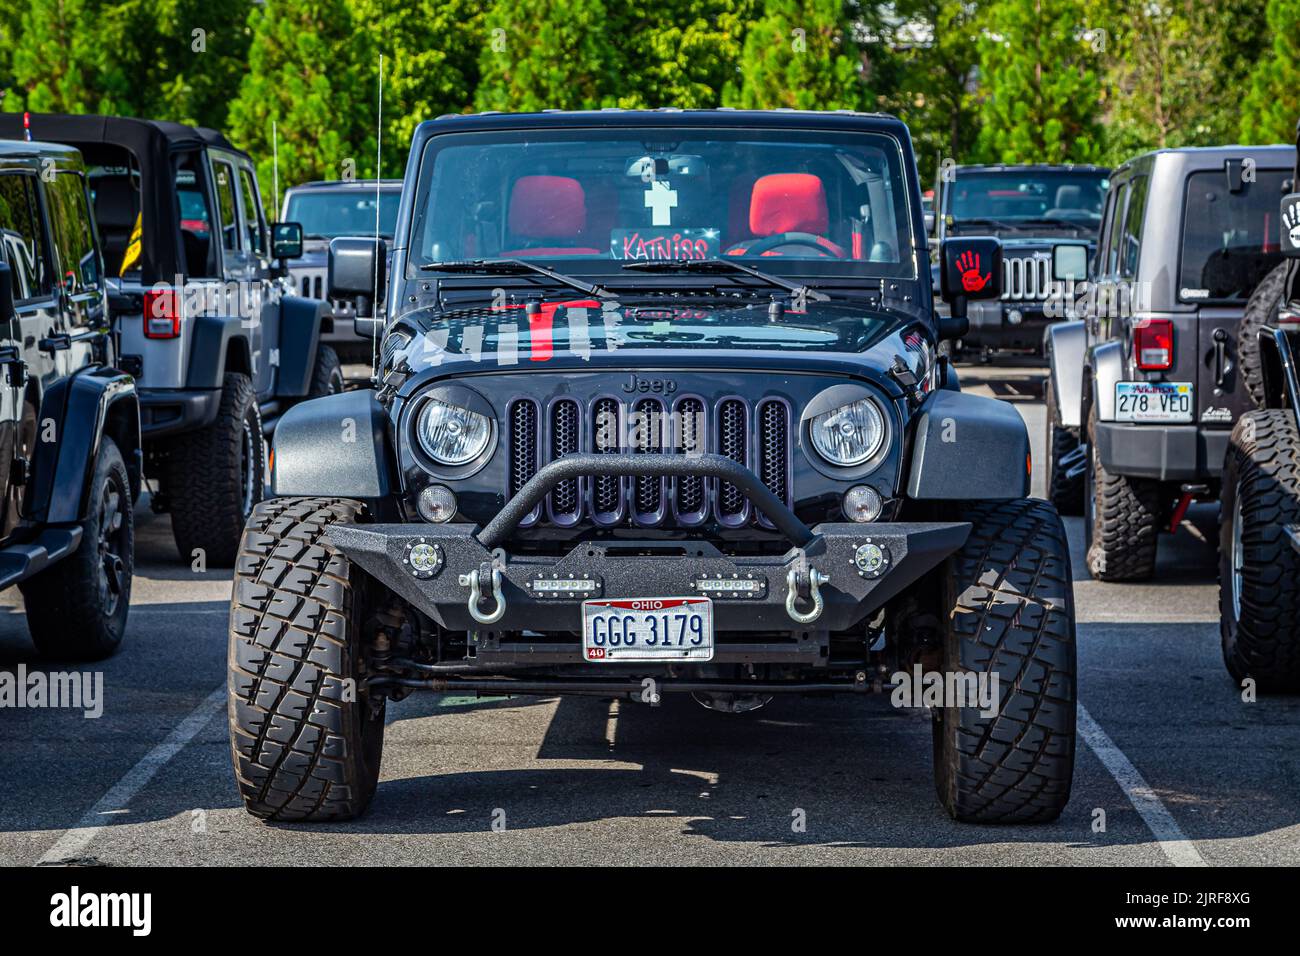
(1094, 421, 1231, 481)
(961, 300, 1056, 352)
(326, 520, 970, 657)
(138, 388, 221, 439)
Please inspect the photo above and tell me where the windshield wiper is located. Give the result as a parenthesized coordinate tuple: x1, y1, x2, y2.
(950, 217, 1031, 233)
(620, 258, 829, 302)
(420, 258, 612, 299)
(1016, 217, 1091, 230)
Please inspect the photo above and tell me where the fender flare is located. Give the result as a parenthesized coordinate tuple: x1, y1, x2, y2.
(275, 295, 329, 398)
(186, 314, 253, 387)
(1090, 339, 1126, 422)
(26, 368, 141, 524)
(271, 389, 396, 498)
(906, 390, 1031, 500)
(1045, 320, 1086, 428)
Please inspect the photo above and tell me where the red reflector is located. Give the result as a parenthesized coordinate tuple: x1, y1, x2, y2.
(1133, 318, 1173, 370)
(143, 289, 181, 339)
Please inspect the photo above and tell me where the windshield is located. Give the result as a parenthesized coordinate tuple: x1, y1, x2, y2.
(408, 127, 917, 280)
(285, 188, 401, 240)
(946, 169, 1108, 232)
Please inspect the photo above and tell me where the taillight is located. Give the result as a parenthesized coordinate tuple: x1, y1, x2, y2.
(143, 289, 181, 339)
(1133, 318, 1173, 370)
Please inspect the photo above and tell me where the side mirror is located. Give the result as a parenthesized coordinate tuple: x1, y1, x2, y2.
(1282, 194, 1300, 258)
(353, 316, 383, 339)
(328, 237, 388, 318)
(0, 263, 14, 323)
(1052, 243, 1089, 281)
(939, 236, 1002, 303)
(271, 221, 304, 260)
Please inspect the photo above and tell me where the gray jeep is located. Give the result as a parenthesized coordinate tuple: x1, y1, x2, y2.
(280, 179, 401, 361)
(0, 114, 343, 566)
(1045, 144, 1295, 581)
(227, 109, 1077, 825)
(1218, 126, 1300, 691)
(0, 140, 141, 659)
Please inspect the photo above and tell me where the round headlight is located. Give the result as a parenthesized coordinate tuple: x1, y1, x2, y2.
(810, 399, 885, 467)
(416, 399, 492, 465)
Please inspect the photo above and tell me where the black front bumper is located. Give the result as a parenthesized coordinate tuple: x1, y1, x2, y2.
(328, 452, 970, 669)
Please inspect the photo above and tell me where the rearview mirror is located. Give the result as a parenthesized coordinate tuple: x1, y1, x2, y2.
(1282, 193, 1300, 257)
(1052, 244, 1088, 281)
(0, 263, 14, 323)
(271, 221, 304, 260)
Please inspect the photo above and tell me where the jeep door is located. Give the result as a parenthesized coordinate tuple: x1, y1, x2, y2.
(0, 168, 58, 540)
(210, 153, 268, 395)
(233, 160, 277, 399)
(1177, 164, 1290, 425)
(44, 167, 108, 380)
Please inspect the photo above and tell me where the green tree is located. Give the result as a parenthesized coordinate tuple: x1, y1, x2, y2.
(12, 0, 128, 113)
(974, 0, 1105, 164)
(612, 0, 753, 108)
(475, 0, 625, 111)
(1240, 0, 1300, 144)
(722, 0, 864, 110)
(349, 0, 483, 172)
(150, 0, 255, 128)
(229, 0, 378, 209)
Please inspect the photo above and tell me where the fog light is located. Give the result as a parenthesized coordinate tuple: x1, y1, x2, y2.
(843, 485, 882, 523)
(403, 540, 442, 579)
(853, 542, 890, 579)
(1008, 308, 1023, 326)
(417, 484, 457, 523)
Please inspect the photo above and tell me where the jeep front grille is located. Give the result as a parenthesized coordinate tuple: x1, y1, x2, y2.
(1001, 255, 1052, 301)
(505, 395, 791, 530)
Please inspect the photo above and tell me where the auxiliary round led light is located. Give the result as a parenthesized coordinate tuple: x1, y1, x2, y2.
(417, 484, 458, 523)
(843, 485, 883, 523)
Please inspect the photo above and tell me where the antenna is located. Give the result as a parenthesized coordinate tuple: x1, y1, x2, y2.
(272, 120, 280, 217)
(371, 53, 384, 382)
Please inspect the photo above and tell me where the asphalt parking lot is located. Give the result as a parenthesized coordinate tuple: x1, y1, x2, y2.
(2, 362, 1298, 867)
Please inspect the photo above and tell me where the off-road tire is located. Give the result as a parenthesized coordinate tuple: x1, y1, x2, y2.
(1236, 262, 1289, 410)
(308, 344, 344, 398)
(1044, 377, 1084, 515)
(168, 372, 264, 568)
(1219, 409, 1300, 691)
(228, 496, 384, 821)
(932, 498, 1077, 823)
(1085, 402, 1160, 581)
(21, 437, 133, 660)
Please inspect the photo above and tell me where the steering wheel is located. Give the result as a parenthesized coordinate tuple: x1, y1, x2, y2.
(732, 232, 847, 258)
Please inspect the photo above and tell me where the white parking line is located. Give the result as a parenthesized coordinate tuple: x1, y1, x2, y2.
(1077, 704, 1207, 867)
(35, 684, 225, 866)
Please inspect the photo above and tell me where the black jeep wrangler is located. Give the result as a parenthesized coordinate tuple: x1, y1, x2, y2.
(228, 110, 1077, 824)
(0, 113, 341, 567)
(0, 140, 141, 659)
(933, 163, 1108, 359)
(1045, 144, 1295, 580)
(1219, 128, 1300, 691)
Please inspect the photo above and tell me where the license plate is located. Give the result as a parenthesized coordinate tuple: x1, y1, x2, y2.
(1115, 382, 1193, 423)
(581, 597, 714, 662)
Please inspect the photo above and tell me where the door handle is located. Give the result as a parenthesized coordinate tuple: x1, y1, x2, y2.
(1212, 328, 1229, 389)
(38, 332, 71, 353)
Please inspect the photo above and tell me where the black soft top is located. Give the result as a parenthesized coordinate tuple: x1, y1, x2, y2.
(0, 113, 249, 282)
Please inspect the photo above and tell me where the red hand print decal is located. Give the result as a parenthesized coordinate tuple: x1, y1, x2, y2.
(956, 250, 990, 293)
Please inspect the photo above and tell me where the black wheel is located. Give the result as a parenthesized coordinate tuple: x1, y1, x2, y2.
(21, 436, 133, 660)
(932, 498, 1077, 823)
(1084, 402, 1159, 581)
(1219, 409, 1300, 691)
(168, 372, 264, 567)
(308, 345, 344, 398)
(1044, 377, 1084, 515)
(228, 496, 384, 821)
(1236, 262, 1289, 410)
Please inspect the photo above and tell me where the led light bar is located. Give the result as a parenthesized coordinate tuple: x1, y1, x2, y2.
(693, 576, 767, 599)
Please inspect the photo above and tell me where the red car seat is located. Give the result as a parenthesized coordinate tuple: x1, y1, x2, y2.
(726, 173, 846, 258)
(501, 175, 601, 257)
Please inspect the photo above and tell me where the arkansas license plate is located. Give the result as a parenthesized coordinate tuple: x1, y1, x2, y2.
(1115, 382, 1193, 422)
(581, 597, 714, 662)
